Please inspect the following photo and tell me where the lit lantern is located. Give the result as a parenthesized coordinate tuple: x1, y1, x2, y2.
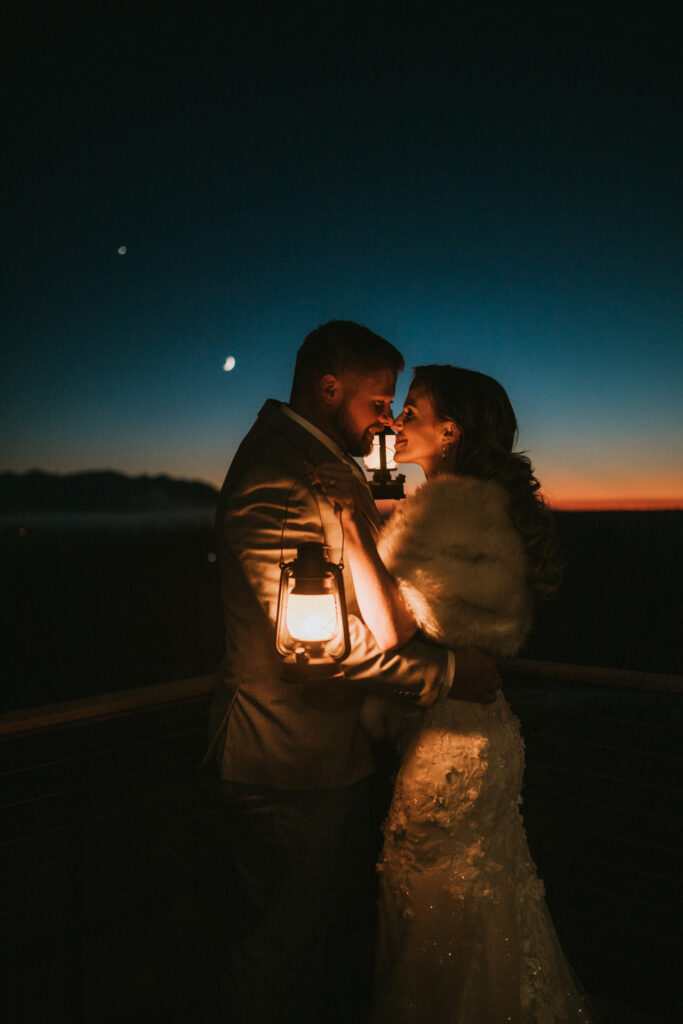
(276, 541, 351, 680)
(363, 427, 406, 500)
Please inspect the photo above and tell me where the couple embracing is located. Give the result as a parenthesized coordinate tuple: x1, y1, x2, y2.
(206, 320, 595, 1023)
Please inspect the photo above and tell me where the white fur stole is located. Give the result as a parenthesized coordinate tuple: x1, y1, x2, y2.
(361, 476, 532, 741)
(378, 475, 532, 657)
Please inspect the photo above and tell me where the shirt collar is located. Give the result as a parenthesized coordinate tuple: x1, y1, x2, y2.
(280, 404, 368, 481)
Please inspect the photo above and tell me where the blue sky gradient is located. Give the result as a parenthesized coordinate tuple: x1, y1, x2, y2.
(3, 2, 681, 505)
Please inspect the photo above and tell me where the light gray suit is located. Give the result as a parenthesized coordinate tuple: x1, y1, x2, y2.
(209, 399, 450, 1023)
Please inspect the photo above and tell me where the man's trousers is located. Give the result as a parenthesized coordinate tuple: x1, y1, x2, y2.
(219, 772, 390, 1024)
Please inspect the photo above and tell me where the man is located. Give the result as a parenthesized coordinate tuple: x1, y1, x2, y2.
(207, 321, 498, 1023)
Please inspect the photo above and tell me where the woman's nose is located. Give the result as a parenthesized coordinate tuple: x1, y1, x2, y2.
(392, 413, 403, 429)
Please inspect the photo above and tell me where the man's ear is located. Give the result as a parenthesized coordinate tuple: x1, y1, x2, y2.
(319, 374, 343, 407)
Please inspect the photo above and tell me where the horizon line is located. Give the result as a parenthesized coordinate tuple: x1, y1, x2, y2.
(547, 498, 683, 511)
(3, 468, 682, 511)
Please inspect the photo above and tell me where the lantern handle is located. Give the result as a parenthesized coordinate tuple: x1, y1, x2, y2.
(278, 469, 346, 573)
(335, 506, 345, 571)
(279, 472, 314, 569)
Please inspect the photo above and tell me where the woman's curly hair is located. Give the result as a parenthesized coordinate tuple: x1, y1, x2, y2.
(412, 365, 563, 599)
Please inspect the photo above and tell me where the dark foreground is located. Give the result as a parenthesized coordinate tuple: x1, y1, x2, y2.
(2, 671, 680, 1023)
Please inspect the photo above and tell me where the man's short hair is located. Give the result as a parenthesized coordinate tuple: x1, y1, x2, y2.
(290, 320, 404, 402)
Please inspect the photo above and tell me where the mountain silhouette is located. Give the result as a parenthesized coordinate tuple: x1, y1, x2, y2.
(0, 470, 218, 513)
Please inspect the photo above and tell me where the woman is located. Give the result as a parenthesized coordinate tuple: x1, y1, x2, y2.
(315, 366, 596, 1023)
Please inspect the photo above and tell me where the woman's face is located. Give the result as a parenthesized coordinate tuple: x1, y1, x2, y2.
(393, 384, 458, 477)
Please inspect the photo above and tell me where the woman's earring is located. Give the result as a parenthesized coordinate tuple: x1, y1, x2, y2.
(441, 443, 451, 460)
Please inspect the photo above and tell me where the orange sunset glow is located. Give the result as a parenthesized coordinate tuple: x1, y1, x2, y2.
(394, 461, 683, 512)
(540, 471, 683, 511)
(547, 496, 683, 511)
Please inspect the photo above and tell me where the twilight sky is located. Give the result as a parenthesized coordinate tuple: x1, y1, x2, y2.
(3, 2, 681, 507)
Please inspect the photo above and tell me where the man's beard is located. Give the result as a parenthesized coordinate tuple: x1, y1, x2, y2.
(331, 405, 375, 457)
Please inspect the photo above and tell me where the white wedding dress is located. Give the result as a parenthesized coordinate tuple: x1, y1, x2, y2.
(373, 695, 595, 1023)
(369, 477, 597, 1023)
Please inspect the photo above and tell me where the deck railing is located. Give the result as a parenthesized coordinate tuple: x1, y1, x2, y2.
(2, 660, 681, 1023)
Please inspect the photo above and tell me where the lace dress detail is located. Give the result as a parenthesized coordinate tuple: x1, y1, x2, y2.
(374, 693, 596, 1023)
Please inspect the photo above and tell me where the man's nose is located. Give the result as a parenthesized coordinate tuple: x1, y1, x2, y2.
(379, 406, 394, 426)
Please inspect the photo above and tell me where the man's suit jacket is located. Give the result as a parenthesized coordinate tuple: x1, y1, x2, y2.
(207, 399, 450, 789)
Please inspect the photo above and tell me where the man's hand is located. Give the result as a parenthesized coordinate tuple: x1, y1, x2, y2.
(309, 461, 361, 515)
(449, 647, 500, 704)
